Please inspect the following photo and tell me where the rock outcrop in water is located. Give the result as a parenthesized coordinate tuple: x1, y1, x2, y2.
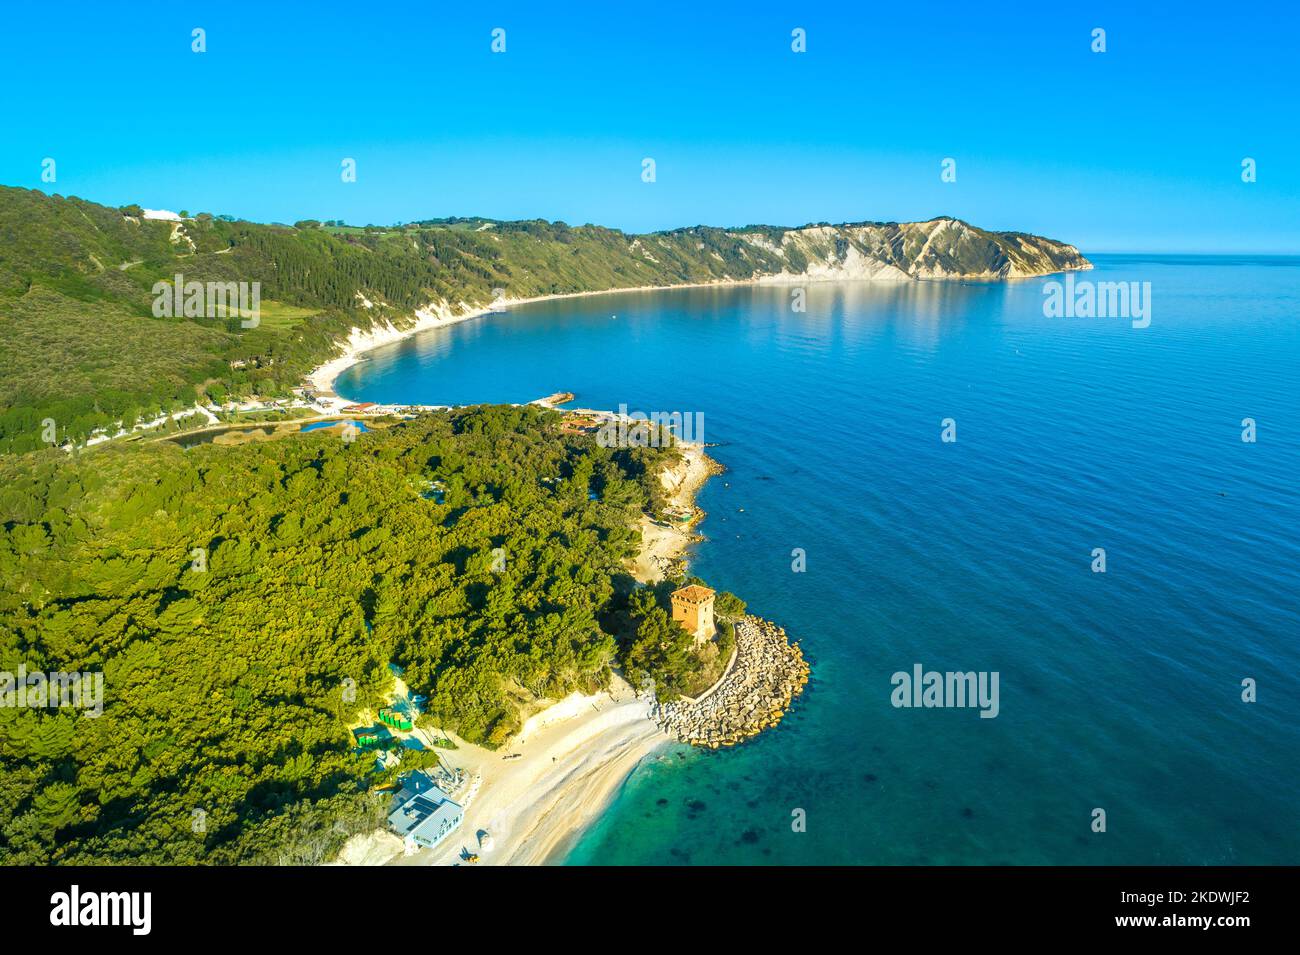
(652, 616, 809, 748)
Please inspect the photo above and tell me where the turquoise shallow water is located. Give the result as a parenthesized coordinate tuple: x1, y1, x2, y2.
(338, 255, 1300, 864)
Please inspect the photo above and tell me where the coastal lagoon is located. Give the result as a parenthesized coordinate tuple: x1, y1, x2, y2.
(337, 256, 1300, 865)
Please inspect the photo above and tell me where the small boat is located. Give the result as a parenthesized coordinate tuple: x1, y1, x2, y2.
(479, 831, 495, 852)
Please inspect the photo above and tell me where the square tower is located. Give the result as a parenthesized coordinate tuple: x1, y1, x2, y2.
(671, 584, 716, 646)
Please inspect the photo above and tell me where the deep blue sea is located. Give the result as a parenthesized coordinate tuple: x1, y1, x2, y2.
(337, 255, 1300, 865)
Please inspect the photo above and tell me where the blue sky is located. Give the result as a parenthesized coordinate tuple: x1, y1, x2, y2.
(3, 1, 1297, 252)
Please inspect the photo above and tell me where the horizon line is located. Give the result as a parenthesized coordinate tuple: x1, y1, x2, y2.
(12, 184, 1300, 257)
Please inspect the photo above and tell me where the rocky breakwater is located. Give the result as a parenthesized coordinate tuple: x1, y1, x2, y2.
(652, 616, 809, 748)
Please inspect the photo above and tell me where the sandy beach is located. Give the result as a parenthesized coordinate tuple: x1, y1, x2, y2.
(329, 675, 673, 867)
(303, 265, 920, 404)
(306, 280, 768, 401)
(414, 681, 668, 866)
(629, 440, 717, 584)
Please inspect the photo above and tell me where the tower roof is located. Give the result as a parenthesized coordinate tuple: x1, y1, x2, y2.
(672, 584, 715, 603)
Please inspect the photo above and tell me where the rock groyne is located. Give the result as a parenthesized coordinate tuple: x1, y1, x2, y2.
(652, 615, 809, 748)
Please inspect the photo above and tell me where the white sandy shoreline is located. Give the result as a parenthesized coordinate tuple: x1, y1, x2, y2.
(629, 440, 717, 585)
(306, 279, 769, 400)
(330, 676, 673, 868)
(413, 682, 669, 867)
(305, 264, 1091, 402)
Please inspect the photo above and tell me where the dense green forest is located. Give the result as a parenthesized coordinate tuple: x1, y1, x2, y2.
(0, 406, 700, 864)
(0, 185, 1086, 454)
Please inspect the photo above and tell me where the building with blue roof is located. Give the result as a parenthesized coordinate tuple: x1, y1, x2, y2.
(387, 771, 463, 853)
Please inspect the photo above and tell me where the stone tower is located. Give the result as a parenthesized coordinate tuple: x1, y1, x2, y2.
(671, 584, 716, 646)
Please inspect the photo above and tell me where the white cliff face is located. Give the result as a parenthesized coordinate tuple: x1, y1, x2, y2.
(778, 227, 914, 282)
(746, 217, 1091, 282)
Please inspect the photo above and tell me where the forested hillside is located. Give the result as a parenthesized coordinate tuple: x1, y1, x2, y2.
(0, 406, 688, 864)
(0, 186, 1089, 454)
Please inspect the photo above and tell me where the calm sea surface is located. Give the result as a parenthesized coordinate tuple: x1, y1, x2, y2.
(337, 255, 1300, 864)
